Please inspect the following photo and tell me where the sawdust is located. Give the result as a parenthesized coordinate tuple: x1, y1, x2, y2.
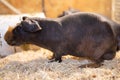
(0, 48, 120, 80)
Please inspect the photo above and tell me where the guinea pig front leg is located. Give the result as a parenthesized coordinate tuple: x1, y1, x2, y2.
(48, 52, 62, 63)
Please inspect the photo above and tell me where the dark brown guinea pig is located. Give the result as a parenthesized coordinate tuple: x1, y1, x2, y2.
(4, 12, 118, 68)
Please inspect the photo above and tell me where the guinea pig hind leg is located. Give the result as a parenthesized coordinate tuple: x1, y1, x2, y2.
(101, 51, 116, 60)
(80, 51, 116, 68)
(79, 60, 103, 68)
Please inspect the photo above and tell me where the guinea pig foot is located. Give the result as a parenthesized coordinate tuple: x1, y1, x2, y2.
(79, 63, 102, 68)
(0, 55, 6, 58)
(48, 58, 62, 63)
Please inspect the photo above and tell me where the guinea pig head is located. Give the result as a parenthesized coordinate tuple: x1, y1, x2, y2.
(4, 17, 42, 46)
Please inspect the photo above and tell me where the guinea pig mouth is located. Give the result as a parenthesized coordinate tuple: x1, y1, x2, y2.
(8, 41, 21, 46)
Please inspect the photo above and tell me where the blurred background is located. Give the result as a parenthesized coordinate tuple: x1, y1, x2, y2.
(0, 0, 116, 19)
(1, 0, 120, 22)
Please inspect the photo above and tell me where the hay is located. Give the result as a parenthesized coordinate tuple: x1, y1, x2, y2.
(0, 48, 120, 80)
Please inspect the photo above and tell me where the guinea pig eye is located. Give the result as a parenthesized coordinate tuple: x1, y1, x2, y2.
(17, 26, 21, 30)
(13, 29, 17, 34)
(13, 26, 22, 34)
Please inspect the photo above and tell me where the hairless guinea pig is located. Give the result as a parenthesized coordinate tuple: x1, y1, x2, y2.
(5, 12, 119, 67)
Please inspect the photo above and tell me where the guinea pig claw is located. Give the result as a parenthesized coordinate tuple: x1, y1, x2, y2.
(48, 58, 62, 63)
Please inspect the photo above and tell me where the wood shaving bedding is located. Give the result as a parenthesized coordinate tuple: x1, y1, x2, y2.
(0, 49, 120, 80)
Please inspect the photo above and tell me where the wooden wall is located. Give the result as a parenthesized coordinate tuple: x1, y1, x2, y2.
(0, 0, 112, 18)
(0, 2, 13, 14)
(45, 0, 112, 18)
(6, 0, 42, 13)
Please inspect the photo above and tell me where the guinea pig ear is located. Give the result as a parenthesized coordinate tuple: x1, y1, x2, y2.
(22, 20, 42, 32)
(22, 16, 28, 20)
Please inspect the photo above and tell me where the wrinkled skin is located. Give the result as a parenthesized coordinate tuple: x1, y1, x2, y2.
(4, 12, 118, 67)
